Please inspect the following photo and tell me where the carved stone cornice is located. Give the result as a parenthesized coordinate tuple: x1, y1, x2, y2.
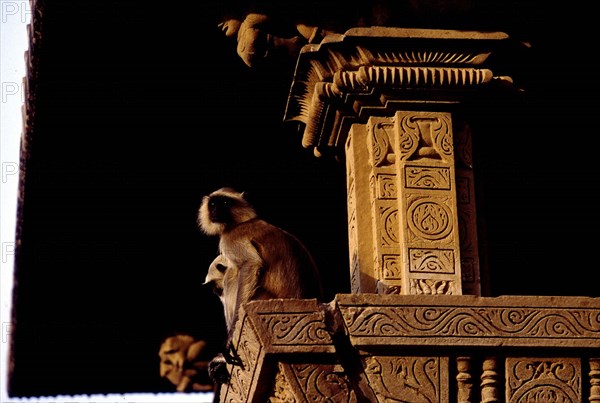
(337, 294, 600, 349)
(284, 27, 523, 157)
(219, 295, 600, 402)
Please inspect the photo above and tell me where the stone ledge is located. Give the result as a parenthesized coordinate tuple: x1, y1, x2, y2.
(220, 294, 600, 402)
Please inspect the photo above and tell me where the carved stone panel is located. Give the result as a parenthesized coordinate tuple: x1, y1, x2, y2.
(352, 112, 463, 295)
(362, 355, 449, 403)
(506, 357, 581, 402)
(346, 124, 377, 293)
(221, 314, 263, 403)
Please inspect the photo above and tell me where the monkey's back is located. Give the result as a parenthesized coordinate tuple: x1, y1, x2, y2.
(230, 218, 324, 301)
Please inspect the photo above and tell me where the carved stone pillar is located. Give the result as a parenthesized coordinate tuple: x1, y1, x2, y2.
(285, 27, 522, 296)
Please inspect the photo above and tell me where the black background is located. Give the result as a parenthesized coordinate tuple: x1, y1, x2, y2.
(9, 0, 600, 396)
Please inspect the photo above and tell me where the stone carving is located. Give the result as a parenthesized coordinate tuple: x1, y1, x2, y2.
(456, 357, 474, 403)
(453, 121, 481, 295)
(362, 355, 444, 402)
(222, 316, 262, 403)
(157, 334, 213, 392)
(410, 278, 456, 295)
(589, 358, 600, 402)
(269, 364, 297, 403)
(480, 357, 499, 403)
(258, 312, 331, 346)
(363, 112, 462, 295)
(506, 358, 581, 402)
(218, 296, 600, 401)
(407, 198, 453, 241)
(409, 248, 455, 274)
(405, 166, 451, 190)
(288, 363, 357, 402)
(339, 301, 600, 344)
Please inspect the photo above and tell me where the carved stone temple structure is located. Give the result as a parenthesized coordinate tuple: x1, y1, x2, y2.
(217, 28, 600, 402)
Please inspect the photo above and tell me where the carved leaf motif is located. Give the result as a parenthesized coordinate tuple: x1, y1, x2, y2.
(431, 114, 453, 158)
(397, 115, 421, 160)
(410, 279, 455, 295)
(376, 174, 397, 199)
(370, 123, 394, 167)
(408, 201, 452, 240)
(507, 359, 580, 403)
(382, 254, 402, 279)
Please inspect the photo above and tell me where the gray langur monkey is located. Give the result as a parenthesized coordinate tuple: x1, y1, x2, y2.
(198, 187, 324, 347)
(203, 254, 239, 332)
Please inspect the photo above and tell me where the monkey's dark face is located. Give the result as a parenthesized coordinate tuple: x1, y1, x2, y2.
(207, 195, 235, 224)
(198, 188, 257, 235)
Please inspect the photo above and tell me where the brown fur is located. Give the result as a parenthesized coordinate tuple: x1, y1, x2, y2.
(198, 188, 324, 344)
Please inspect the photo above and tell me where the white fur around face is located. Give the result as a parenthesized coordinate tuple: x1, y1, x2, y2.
(197, 188, 257, 235)
(198, 195, 225, 235)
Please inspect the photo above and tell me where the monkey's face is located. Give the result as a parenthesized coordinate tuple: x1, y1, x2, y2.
(207, 195, 235, 224)
(204, 254, 229, 297)
(198, 187, 257, 235)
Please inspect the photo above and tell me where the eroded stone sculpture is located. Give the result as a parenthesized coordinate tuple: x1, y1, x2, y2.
(158, 334, 213, 392)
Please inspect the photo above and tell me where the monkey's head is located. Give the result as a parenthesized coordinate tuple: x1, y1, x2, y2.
(198, 187, 258, 235)
(203, 254, 228, 297)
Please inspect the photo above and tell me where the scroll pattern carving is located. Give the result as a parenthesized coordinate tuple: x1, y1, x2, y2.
(258, 312, 331, 345)
(371, 123, 395, 167)
(409, 248, 455, 273)
(368, 118, 402, 293)
(363, 356, 442, 402)
(397, 115, 427, 160)
(394, 111, 461, 295)
(340, 305, 600, 340)
(362, 112, 462, 295)
(506, 358, 581, 402)
(376, 174, 396, 199)
(405, 166, 451, 189)
(290, 363, 357, 402)
(223, 316, 261, 403)
(382, 254, 402, 279)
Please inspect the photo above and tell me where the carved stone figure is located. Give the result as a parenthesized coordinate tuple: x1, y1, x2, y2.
(158, 334, 214, 392)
